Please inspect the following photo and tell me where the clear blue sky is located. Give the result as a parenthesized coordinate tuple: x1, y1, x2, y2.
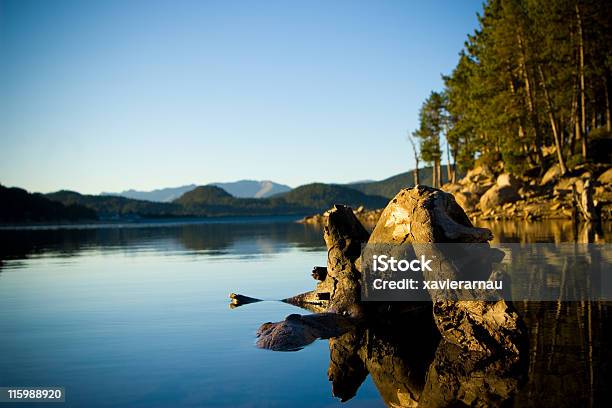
(0, 0, 482, 194)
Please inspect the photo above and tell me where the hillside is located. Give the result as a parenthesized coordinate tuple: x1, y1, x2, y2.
(102, 180, 292, 202)
(278, 183, 388, 210)
(0, 185, 97, 223)
(102, 184, 197, 202)
(349, 165, 455, 198)
(46, 190, 181, 218)
(40, 183, 389, 221)
(210, 180, 291, 198)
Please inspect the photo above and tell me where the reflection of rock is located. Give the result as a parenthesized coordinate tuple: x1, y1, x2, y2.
(327, 316, 524, 407)
(420, 341, 524, 407)
(256, 313, 354, 351)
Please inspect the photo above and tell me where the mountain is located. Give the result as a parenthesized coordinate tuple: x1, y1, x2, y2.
(210, 180, 291, 198)
(101, 184, 197, 202)
(102, 180, 291, 201)
(277, 183, 388, 210)
(46, 190, 181, 218)
(348, 165, 457, 198)
(0, 185, 97, 223)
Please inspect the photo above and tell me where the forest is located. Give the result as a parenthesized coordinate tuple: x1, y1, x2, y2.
(412, 0, 612, 186)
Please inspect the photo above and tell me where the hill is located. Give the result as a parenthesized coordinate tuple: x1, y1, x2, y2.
(46, 190, 181, 218)
(277, 183, 388, 210)
(101, 184, 197, 202)
(348, 165, 455, 198)
(210, 180, 291, 198)
(102, 180, 292, 202)
(0, 185, 97, 223)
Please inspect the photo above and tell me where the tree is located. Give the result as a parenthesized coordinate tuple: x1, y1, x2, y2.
(415, 91, 444, 188)
(407, 132, 421, 185)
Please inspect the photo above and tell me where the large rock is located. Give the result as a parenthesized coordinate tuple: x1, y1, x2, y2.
(368, 186, 525, 355)
(479, 184, 520, 212)
(540, 164, 561, 185)
(598, 167, 612, 185)
(454, 191, 479, 211)
(496, 173, 520, 189)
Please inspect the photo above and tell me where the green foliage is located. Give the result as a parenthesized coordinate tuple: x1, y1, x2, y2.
(428, 0, 612, 175)
(0, 185, 98, 223)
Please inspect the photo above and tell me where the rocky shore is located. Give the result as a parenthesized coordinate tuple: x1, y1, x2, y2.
(298, 163, 612, 225)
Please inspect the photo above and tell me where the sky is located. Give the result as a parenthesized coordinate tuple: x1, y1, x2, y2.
(0, 0, 482, 194)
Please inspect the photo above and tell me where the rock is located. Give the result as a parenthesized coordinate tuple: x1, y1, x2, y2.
(554, 177, 584, 195)
(465, 165, 493, 183)
(496, 173, 520, 189)
(369, 186, 525, 355)
(256, 313, 354, 351)
(479, 184, 520, 212)
(442, 183, 462, 194)
(229, 293, 262, 309)
(540, 164, 561, 185)
(454, 191, 479, 211)
(285, 205, 371, 316)
(597, 167, 612, 185)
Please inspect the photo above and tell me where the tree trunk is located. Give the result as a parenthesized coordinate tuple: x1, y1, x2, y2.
(605, 75, 612, 132)
(408, 134, 420, 185)
(538, 65, 568, 174)
(517, 32, 545, 167)
(576, 4, 588, 159)
(445, 142, 452, 183)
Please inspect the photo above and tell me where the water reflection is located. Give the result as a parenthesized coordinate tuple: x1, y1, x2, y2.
(0, 217, 325, 262)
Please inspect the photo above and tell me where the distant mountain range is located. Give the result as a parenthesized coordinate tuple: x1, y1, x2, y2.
(2, 166, 451, 223)
(103, 180, 291, 202)
(101, 185, 197, 202)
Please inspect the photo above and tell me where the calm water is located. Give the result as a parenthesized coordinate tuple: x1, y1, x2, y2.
(0, 217, 610, 407)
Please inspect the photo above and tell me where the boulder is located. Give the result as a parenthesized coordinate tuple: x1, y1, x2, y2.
(479, 185, 520, 212)
(540, 164, 561, 186)
(554, 177, 584, 195)
(454, 191, 479, 211)
(597, 167, 612, 185)
(441, 183, 462, 194)
(496, 173, 520, 189)
(369, 186, 525, 355)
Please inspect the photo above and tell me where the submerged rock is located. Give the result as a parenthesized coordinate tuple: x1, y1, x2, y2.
(256, 313, 354, 351)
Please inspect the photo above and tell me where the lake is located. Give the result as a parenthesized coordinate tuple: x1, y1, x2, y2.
(0, 217, 610, 407)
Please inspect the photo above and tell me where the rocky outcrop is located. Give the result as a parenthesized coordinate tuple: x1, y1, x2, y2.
(368, 186, 525, 355)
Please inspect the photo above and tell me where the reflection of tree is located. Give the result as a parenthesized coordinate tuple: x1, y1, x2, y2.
(0, 221, 325, 261)
(477, 220, 611, 244)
